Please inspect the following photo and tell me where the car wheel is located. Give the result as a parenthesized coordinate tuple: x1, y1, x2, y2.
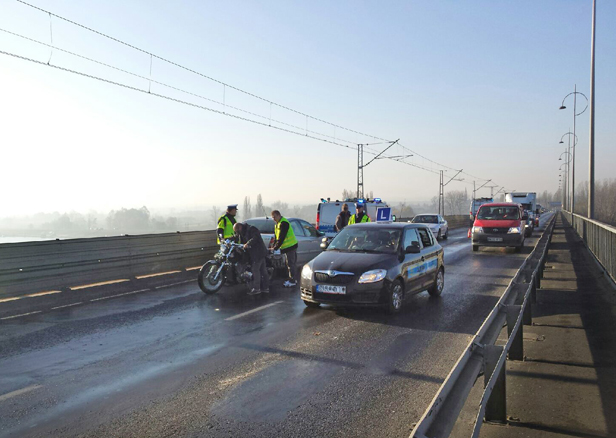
(428, 268, 444, 297)
(437, 230, 442, 240)
(388, 280, 404, 314)
(442, 229, 448, 240)
(472, 245, 479, 252)
(303, 300, 321, 308)
(515, 244, 523, 253)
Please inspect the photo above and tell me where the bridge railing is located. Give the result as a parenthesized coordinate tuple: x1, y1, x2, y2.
(410, 213, 556, 438)
(565, 212, 616, 284)
(0, 231, 219, 300)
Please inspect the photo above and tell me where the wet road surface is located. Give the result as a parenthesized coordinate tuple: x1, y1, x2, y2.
(0, 214, 553, 437)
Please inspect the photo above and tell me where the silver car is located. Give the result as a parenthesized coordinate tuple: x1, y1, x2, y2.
(244, 217, 325, 265)
(410, 214, 448, 240)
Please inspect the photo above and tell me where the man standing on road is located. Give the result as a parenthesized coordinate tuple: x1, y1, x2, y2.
(335, 203, 351, 232)
(217, 204, 238, 244)
(348, 203, 371, 225)
(233, 222, 269, 295)
(270, 210, 298, 288)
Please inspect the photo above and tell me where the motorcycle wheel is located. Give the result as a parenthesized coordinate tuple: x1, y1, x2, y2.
(198, 261, 224, 294)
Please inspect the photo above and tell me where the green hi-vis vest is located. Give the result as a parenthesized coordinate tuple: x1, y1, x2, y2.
(348, 213, 371, 225)
(275, 217, 298, 250)
(217, 214, 236, 243)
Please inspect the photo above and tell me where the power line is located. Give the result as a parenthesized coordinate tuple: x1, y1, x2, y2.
(9, 1, 501, 189)
(14, 0, 495, 184)
(0, 49, 363, 151)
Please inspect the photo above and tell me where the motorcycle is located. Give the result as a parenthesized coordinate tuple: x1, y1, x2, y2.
(197, 240, 284, 294)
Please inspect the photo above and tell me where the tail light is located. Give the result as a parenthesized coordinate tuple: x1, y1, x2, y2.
(316, 212, 320, 230)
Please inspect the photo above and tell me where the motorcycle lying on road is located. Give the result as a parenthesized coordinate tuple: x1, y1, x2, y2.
(197, 240, 285, 294)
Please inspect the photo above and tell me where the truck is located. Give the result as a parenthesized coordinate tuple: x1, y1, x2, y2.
(469, 197, 494, 228)
(505, 192, 538, 236)
(316, 198, 389, 237)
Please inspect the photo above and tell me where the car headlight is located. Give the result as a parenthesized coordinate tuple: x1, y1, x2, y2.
(472, 226, 483, 233)
(301, 264, 313, 280)
(358, 269, 387, 284)
(508, 227, 521, 234)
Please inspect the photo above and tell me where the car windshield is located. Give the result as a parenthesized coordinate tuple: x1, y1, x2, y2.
(477, 206, 520, 220)
(245, 218, 276, 233)
(328, 227, 401, 254)
(412, 215, 438, 224)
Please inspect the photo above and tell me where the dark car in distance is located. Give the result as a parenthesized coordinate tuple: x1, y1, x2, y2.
(300, 223, 445, 313)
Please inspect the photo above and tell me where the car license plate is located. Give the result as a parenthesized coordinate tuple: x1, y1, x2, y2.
(488, 237, 503, 242)
(316, 284, 346, 294)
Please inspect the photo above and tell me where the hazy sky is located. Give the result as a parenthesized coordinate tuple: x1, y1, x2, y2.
(1, 0, 615, 216)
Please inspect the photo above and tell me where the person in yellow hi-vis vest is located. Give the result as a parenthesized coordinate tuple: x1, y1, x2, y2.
(271, 210, 299, 288)
(217, 204, 238, 244)
(348, 203, 371, 225)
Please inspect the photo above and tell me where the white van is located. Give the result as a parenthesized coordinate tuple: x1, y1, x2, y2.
(316, 199, 389, 237)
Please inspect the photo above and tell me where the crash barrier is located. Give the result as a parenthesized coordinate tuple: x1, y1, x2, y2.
(397, 215, 468, 229)
(0, 231, 219, 300)
(410, 213, 557, 438)
(565, 211, 616, 285)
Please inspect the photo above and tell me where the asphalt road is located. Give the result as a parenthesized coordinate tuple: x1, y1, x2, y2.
(0, 214, 554, 438)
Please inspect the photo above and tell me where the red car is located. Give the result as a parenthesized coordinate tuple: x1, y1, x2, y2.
(471, 203, 526, 252)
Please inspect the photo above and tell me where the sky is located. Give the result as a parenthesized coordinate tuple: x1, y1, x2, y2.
(1, 0, 615, 216)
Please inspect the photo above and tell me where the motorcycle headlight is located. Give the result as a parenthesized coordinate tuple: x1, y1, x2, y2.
(472, 226, 483, 233)
(508, 227, 521, 234)
(358, 269, 387, 284)
(301, 264, 313, 280)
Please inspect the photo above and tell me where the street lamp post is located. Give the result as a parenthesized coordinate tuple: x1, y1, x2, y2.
(559, 150, 572, 210)
(559, 132, 577, 211)
(559, 87, 588, 215)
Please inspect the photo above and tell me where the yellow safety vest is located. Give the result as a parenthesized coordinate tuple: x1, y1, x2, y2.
(275, 217, 298, 250)
(217, 214, 236, 243)
(348, 213, 371, 225)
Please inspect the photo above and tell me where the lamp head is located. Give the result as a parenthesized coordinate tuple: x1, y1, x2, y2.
(559, 105, 566, 110)
(559, 140, 564, 144)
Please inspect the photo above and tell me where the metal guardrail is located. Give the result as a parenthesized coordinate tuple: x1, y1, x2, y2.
(410, 213, 557, 438)
(0, 230, 219, 299)
(565, 211, 616, 284)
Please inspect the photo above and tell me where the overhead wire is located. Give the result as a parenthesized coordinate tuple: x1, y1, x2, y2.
(9, 1, 501, 189)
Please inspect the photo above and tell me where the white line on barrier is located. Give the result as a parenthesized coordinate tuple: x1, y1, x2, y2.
(0, 384, 42, 402)
(225, 301, 284, 321)
(0, 311, 42, 320)
(51, 302, 83, 310)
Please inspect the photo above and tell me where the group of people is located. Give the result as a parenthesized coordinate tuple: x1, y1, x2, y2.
(216, 204, 299, 296)
(215, 202, 371, 296)
(334, 202, 371, 232)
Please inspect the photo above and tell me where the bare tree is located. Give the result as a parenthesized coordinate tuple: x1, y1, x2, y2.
(255, 194, 265, 217)
(242, 196, 252, 220)
(210, 206, 220, 227)
(341, 189, 355, 200)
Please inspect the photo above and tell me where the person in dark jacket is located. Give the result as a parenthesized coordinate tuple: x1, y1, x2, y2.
(234, 222, 269, 295)
(335, 203, 351, 232)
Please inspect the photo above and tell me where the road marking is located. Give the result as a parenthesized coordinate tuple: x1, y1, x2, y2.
(154, 280, 194, 289)
(51, 302, 83, 310)
(0, 290, 62, 303)
(0, 385, 42, 402)
(89, 289, 151, 302)
(225, 301, 284, 321)
(0, 311, 42, 320)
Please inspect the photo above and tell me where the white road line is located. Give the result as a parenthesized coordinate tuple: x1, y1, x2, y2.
(89, 289, 151, 302)
(51, 302, 83, 310)
(154, 280, 194, 289)
(0, 311, 42, 320)
(225, 301, 284, 321)
(0, 385, 42, 402)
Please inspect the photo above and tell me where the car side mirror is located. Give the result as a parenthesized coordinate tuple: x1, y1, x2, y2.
(406, 242, 421, 254)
